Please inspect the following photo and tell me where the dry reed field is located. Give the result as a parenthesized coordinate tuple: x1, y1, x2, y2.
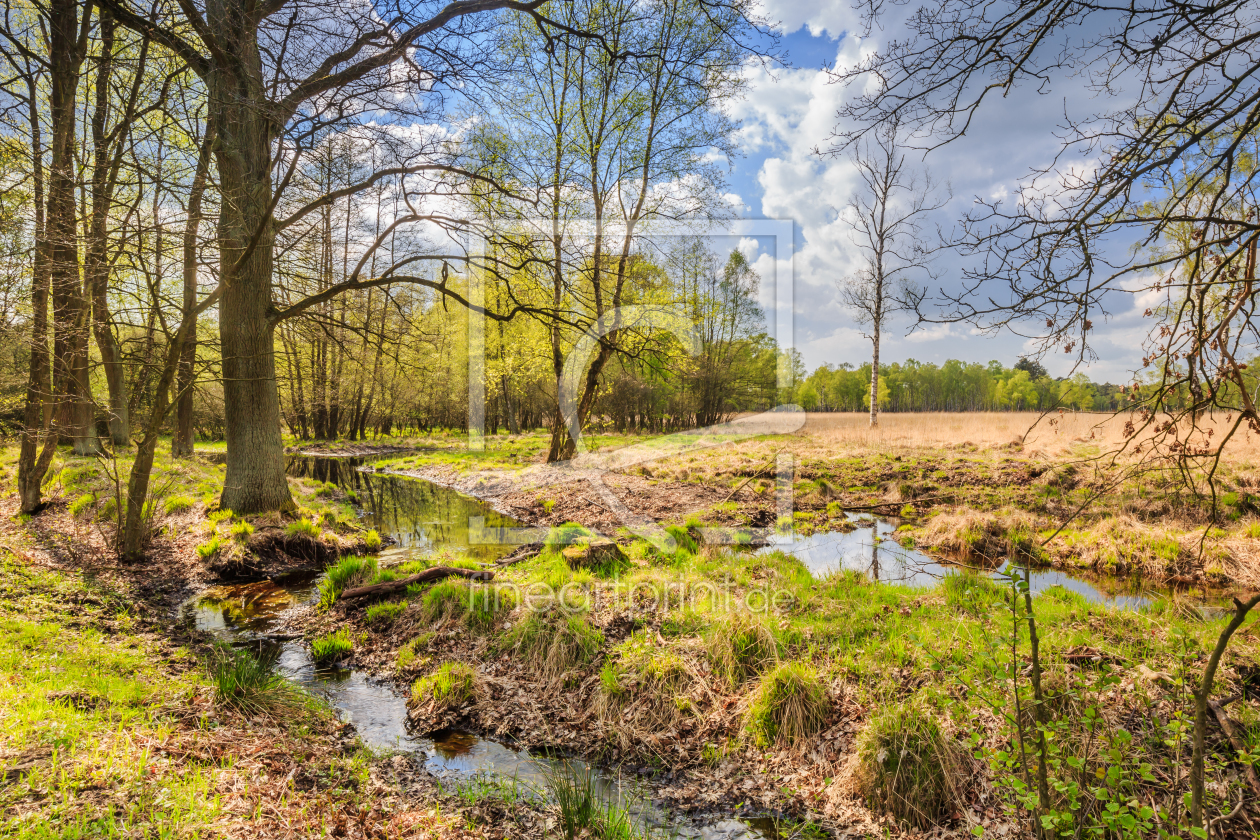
(798, 411, 1260, 463)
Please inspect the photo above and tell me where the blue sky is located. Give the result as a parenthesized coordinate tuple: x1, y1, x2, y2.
(726, 4, 1150, 384)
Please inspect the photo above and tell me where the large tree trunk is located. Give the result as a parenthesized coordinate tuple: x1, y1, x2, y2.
(86, 13, 134, 447)
(17, 71, 57, 512)
(210, 57, 293, 512)
(173, 119, 215, 457)
(46, 0, 101, 458)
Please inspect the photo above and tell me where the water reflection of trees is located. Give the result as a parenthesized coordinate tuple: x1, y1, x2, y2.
(286, 457, 519, 562)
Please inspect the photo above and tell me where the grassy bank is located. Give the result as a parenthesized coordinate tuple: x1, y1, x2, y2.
(315, 529, 1260, 838)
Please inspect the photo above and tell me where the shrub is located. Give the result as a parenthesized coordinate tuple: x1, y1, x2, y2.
(411, 661, 478, 711)
(706, 612, 778, 688)
(855, 700, 965, 829)
(310, 629, 353, 665)
(285, 518, 321, 539)
(230, 520, 255, 544)
(364, 529, 382, 551)
(195, 535, 225, 560)
(745, 663, 830, 747)
(317, 556, 377, 607)
(164, 495, 194, 515)
(209, 645, 301, 717)
(69, 493, 95, 519)
(501, 607, 604, 684)
(366, 600, 408, 625)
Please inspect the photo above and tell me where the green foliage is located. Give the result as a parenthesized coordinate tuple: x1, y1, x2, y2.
(209, 645, 301, 717)
(208, 508, 234, 523)
(705, 612, 778, 688)
(541, 761, 638, 840)
(365, 600, 408, 625)
(195, 535, 224, 560)
(310, 629, 353, 665)
(317, 556, 377, 607)
(745, 663, 829, 747)
(364, 529, 382, 551)
(856, 699, 964, 829)
(68, 493, 95, 519)
(411, 661, 477, 710)
(285, 518, 321, 539)
(229, 520, 255, 543)
(163, 495, 195, 515)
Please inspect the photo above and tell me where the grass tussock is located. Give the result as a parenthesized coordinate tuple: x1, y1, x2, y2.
(855, 700, 966, 830)
(501, 605, 604, 684)
(597, 630, 695, 739)
(365, 600, 408, 625)
(940, 571, 1007, 616)
(285, 518, 322, 539)
(311, 629, 353, 665)
(317, 556, 377, 607)
(209, 645, 302, 717)
(542, 761, 638, 840)
(164, 495, 195, 515)
(745, 662, 830, 747)
(411, 661, 479, 712)
(915, 507, 1041, 565)
(705, 611, 778, 688)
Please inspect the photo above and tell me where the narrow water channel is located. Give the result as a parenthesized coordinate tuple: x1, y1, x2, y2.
(763, 514, 1224, 611)
(185, 455, 768, 840)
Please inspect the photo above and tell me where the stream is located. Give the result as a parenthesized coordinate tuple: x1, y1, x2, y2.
(185, 455, 770, 840)
(763, 515, 1224, 611)
(184, 453, 1217, 838)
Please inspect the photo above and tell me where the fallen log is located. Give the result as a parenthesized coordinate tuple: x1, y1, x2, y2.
(340, 566, 494, 602)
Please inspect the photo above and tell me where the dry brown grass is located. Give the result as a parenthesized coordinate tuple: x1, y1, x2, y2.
(798, 411, 1260, 463)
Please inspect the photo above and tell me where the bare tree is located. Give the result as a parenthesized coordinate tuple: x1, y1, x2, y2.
(834, 119, 943, 427)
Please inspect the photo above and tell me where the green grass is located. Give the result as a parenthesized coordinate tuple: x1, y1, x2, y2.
(229, 520, 255, 543)
(195, 534, 224, 560)
(745, 663, 829, 747)
(285, 518, 322, 539)
(397, 632, 433, 670)
(68, 493, 95, 518)
(311, 629, 353, 665)
(364, 529, 382, 551)
(365, 600, 408, 625)
(541, 760, 639, 840)
(705, 611, 778, 688)
(855, 699, 965, 829)
(501, 607, 604, 683)
(209, 644, 302, 717)
(164, 495, 195, 515)
(317, 556, 377, 607)
(411, 661, 478, 711)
